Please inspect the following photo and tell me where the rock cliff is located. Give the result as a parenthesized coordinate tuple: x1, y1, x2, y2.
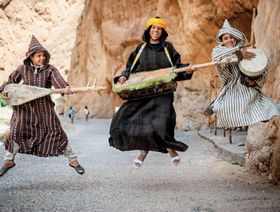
(246, 0, 280, 184)
(0, 0, 84, 80)
(1, 0, 279, 183)
(68, 0, 280, 183)
(67, 0, 258, 129)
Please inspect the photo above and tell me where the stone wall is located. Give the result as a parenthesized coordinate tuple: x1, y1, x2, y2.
(67, 0, 258, 128)
(246, 0, 280, 184)
(1, 0, 279, 183)
(0, 0, 84, 81)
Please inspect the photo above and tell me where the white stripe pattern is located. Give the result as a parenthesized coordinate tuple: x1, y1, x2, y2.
(211, 45, 280, 128)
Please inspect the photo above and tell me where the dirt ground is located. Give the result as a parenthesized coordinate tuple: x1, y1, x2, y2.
(0, 119, 279, 212)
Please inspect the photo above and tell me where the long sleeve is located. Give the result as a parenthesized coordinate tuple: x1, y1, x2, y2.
(50, 66, 69, 89)
(0, 66, 22, 92)
(212, 45, 239, 69)
(165, 42, 192, 81)
(113, 44, 142, 84)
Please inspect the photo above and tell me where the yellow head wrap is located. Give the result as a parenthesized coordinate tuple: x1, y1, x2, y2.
(146, 17, 167, 29)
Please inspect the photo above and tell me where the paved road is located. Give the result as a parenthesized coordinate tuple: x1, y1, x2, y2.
(0, 119, 279, 211)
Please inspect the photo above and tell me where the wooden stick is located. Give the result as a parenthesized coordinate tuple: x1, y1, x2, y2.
(51, 86, 107, 94)
(170, 59, 238, 74)
(250, 8, 257, 48)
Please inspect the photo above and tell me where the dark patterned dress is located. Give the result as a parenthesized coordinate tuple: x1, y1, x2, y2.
(109, 33, 193, 153)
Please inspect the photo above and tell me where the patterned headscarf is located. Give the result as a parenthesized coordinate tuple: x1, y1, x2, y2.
(23, 35, 50, 65)
(146, 17, 167, 29)
(216, 19, 247, 46)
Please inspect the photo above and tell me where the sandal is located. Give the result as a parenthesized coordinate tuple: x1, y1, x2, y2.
(171, 155, 181, 166)
(69, 163, 85, 175)
(0, 162, 16, 177)
(133, 151, 148, 168)
(133, 158, 143, 168)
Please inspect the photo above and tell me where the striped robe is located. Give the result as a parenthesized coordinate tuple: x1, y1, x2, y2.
(211, 45, 280, 128)
(2, 64, 69, 157)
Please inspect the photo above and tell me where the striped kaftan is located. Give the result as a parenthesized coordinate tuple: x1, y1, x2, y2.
(2, 64, 69, 157)
(211, 45, 280, 128)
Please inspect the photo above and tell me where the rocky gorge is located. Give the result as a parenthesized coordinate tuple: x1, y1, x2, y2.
(0, 0, 279, 183)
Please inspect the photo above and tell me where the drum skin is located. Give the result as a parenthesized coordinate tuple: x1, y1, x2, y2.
(239, 48, 268, 77)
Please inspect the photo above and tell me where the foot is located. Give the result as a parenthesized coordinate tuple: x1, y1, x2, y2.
(168, 150, 181, 166)
(0, 161, 16, 177)
(69, 160, 85, 175)
(133, 152, 148, 168)
(203, 107, 214, 117)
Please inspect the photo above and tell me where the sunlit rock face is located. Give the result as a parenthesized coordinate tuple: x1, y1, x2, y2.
(67, 0, 258, 127)
(3, 0, 279, 183)
(70, 0, 280, 183)
(246, 0, 280, 184)
(0, 0, 84, 81)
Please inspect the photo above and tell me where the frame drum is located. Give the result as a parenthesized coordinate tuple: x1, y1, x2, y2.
(239, 48, 268, 77)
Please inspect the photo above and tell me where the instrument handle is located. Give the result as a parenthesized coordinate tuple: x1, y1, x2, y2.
(172, 44, 251, 73)
(51, 86, 107, 94)
(173, 58, 238, 73)
(192, 62, 218, 69)
(250, 8, 257, 48)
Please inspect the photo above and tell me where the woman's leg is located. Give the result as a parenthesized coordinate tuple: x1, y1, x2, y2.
(167, 148, 181, 165)
(64, 143, 85, 175)
(0, 141, 19, 176)
(133, 150, 148, 168)
(4, 141, 19, 162)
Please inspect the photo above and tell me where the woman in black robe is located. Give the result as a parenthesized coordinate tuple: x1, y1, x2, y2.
(109, 17, 194, 168)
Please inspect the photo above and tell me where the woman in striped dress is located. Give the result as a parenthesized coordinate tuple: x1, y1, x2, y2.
(0, 35, 85, 176)
(209, 20, 280, 128)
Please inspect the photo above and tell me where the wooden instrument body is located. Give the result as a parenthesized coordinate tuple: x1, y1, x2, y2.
(3, 84, 106, 106)
(112, 62, 218, 100)
(113, 68, 178, 100)
(112, 67, 177, 94)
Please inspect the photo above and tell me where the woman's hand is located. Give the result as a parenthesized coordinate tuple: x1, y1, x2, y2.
(185, 66, 195, 74)
(118, 76, 127, 85)
(241, 50, 256, 60)
(1, 92, 10, 100)
(243, 76, 257, 87)
(64, 86, 72, 95)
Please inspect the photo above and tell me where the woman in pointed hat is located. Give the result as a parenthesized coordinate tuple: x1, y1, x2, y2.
(0, 35, 85, 176)
(207, 19, 280, 128)
(109, 17, 194, 168)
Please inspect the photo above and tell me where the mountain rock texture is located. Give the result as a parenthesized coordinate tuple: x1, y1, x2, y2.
(245, 0, 280, 184)
(0, 0, 279, 183)
(0, 0, 84, 80)
(67, 0, 258, 129)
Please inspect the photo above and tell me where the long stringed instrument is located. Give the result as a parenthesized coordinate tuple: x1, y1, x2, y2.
(2, 84, 107, 106)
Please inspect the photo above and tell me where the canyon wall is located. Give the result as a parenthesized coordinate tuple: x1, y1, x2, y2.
(0, 0, 84, 80)
(67, 0, 258, 130)
(246, 0, 280, 184)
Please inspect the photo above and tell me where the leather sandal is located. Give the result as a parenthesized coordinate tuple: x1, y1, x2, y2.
(133, 151, 148, 168)
(171, 156, 181, 166)
(69, 163, 85, 175)
(0, 162, 16, 177)
(133, 158, 144, 168)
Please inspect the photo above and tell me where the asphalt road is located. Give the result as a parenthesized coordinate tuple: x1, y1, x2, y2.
(0, 119, 279, 212)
